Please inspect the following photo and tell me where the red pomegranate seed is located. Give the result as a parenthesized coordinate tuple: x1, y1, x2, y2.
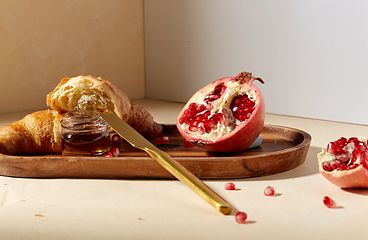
(330, 161, 339, 170)
(158, 136, 169, 145)
(111, 147, 120, 157)
(204, 120, 215, 129)
(198, 126, 205, 134)
(322, 162, 333, 172)
(188, 102, 198, 110)
(235, 212, 248, 224)
(112, 134, 122, 143)
(264, 186, 275, 196)
(224, 182, 236, 190)
(197, 104, 207, 112)
(323, 196, 337, 208)
(238, 114, 246, 121)
(214, 85, 223, 94)
(184, 139, 193, 147)
(103, 152, 113, 157)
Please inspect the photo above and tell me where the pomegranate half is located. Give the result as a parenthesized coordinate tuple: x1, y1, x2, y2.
(176, 72, 265, 152)
(317, 136, 368, 188)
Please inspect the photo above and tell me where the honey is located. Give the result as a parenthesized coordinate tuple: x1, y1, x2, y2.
(61, 112, 111, 156)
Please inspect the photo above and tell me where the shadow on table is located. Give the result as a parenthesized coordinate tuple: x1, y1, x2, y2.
(244, 145, 321, 181)
(342, 188, 368, 196)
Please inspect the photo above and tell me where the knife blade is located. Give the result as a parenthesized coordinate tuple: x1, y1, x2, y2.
(97, 110, 232, 215)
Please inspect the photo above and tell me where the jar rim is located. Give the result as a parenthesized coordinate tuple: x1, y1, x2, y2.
(61, 111, 108, 131)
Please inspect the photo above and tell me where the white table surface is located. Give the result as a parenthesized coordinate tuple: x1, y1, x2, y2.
(1, 99, 367, 240)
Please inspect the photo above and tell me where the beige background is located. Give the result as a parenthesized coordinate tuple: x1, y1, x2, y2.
(0, 0, 145, 114)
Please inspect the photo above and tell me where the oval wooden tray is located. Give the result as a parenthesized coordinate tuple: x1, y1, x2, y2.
(0, 124, 311, 179)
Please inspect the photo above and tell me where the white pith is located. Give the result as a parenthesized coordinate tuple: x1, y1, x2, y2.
(181, 81, 257, 140)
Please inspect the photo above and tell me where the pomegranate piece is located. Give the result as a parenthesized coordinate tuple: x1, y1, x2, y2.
(264, 186, 275, 196)
(176, 72, 265, 152)
(103, 152, 113, 157)
(158, 136, 169, 145)
(112, 134, 122, 143)
(318, 136, 368, 188)
(111, 147, 120, 157)
(323, 196, 337, 208)
(224, 182, 236, 190)
(235, 212, 248, 224)
(184, 139, 193, 147)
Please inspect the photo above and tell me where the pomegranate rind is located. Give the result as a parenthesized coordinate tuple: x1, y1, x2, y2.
(176, 72, 265, 153)
(318, 149, 368, 188)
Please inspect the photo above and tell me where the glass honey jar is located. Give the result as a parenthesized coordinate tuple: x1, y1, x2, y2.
(61, 111, 111, 156)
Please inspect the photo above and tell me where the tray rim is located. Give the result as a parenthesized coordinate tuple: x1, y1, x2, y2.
(0, 124, 312, 160)
(0, 124, 312, 179)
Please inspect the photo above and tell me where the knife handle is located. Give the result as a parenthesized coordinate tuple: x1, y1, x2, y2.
(144, 147, 232, 215)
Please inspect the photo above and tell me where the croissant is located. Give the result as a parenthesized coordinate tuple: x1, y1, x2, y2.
(0, 75, 162, 155)
(46, 75, 163, 138)
(0, 110, 62, 155)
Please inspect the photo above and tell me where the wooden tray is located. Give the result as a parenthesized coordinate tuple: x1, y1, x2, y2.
(0, 124, 311, 179)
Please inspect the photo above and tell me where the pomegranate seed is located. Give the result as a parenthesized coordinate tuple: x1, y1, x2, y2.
(264, 186, 275, 196)
(158, 136, 169, 145)
(184, 139, 193, 147)
(322, 162, 333, 172)
(179, 117, 186, 124)
(189, 109, 197, 117)
(235, 212, 248, 224)
(336, 153, 349, 162)
(224, 182, 236, 190)
(103, 152, 113, 157)
(214, 85, 223, 94)
(330, 161, 339, 170)
(323, 196, 337, 208)
(339, 137, 348, 144)
(112, 134, 122, 143)
(327, 141, 336, 154)
(204, 120, 215, 129)
(207, 95, 220, 101)
(198, 126, 205, 134)
(188, 102, 198, 110)
(197, 104, 206, 112)
(238, 114, 246, 121)
(111, 147, 120, 157)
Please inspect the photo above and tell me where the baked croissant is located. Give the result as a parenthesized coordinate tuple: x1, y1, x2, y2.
(46, 75, 163, 138)
(0, 110, 62, 155)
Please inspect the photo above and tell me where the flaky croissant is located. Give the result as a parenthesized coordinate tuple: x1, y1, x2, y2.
(47, 75, 163, 138)
(0, 110, 62, 155)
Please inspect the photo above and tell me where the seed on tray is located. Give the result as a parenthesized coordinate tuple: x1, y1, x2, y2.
(158, 136, 169, 145)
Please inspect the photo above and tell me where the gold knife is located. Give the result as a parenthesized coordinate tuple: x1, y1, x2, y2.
(97, 110, 232, 215)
